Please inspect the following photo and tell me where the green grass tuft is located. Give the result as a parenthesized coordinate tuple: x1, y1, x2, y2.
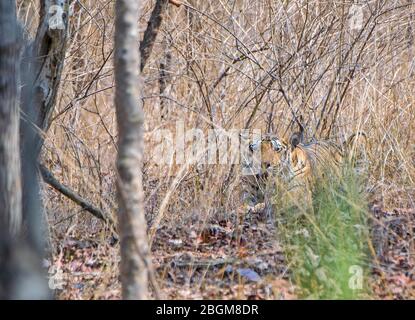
(275, 166, 372, 299)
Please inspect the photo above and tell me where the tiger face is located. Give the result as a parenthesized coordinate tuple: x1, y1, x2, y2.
(247, 133, 290, 176)
(240, 133, 294, 214)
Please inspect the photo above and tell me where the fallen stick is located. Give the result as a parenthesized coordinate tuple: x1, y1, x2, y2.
(38, 163, 115, 226)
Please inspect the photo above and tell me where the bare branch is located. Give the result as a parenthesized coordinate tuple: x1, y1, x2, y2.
(39, 164, 115, 226)
(140, 0, 170, 71)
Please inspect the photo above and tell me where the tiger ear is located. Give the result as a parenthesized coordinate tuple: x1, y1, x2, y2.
(290, 132, 303, 148)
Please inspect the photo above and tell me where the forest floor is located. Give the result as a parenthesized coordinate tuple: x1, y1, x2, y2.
(52, 201, 414, 300)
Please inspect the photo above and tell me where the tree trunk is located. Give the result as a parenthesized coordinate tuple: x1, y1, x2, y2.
(20, 0, 70, 163)
(114, 0, 150, 299)
(9, 1, 70, 299)
(0, 0, 22, 298)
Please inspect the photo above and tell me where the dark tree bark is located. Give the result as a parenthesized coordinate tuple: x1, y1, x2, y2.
(19, 0, 70, 272)
(0, 0, 49, 300)
(20, 0, 114, 229)
(0, 0, 23, 298)
(140, 0, 169, 71)
(140, 0, 181, 71)
(115, 0, 150, 300)
(6, 0, 70, 299)
(159, 35, 172, 120)
(20, 0, 70, 154)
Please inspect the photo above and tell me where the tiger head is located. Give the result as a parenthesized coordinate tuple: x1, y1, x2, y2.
(245, 131, 303, 177)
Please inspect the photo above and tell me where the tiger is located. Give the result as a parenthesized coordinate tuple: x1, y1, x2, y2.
(240, 133, 288, 215)
(240, 129, 367, 216)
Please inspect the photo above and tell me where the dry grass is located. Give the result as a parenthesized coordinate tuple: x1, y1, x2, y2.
(17, 0, 415, 299)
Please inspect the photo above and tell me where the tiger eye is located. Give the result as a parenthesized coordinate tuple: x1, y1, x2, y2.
(249, 140, 261, 152)
(271, 138, 283, 152)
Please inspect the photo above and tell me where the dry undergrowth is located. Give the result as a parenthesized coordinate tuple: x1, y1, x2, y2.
(17, 0, 415, 299)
